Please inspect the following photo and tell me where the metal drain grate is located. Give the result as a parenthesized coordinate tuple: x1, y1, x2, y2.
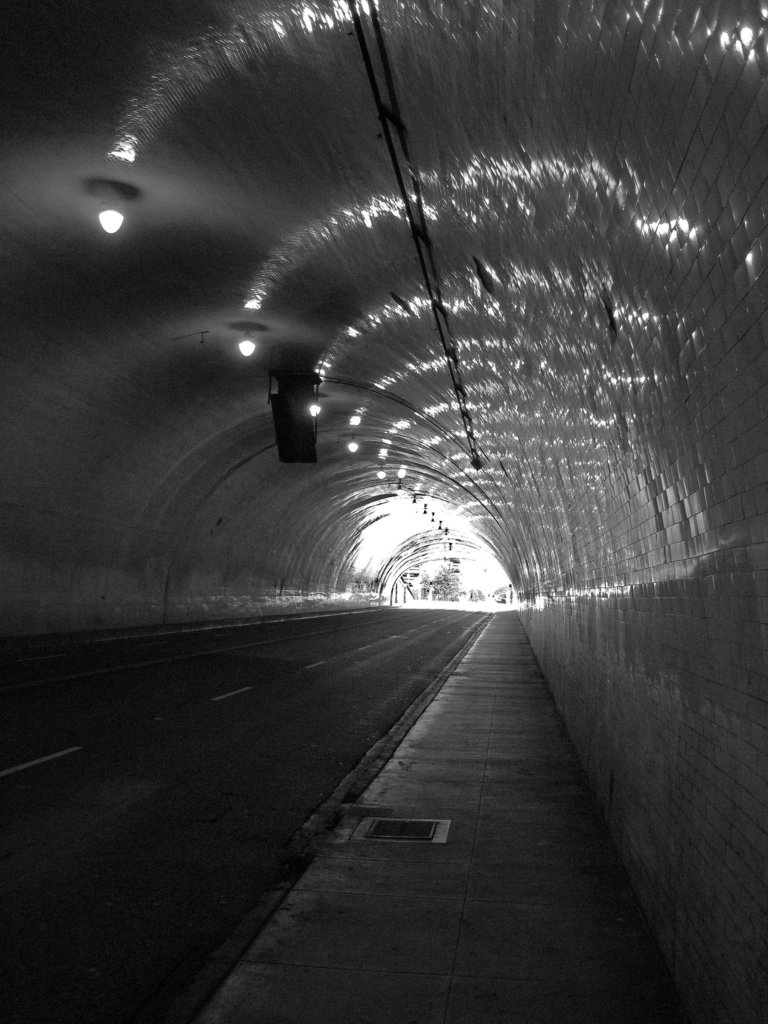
(350, 817, 451, 843)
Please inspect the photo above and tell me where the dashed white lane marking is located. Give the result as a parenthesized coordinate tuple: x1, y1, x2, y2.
(17, 652, 68, 662)
(305, 661, 326, 669)
(211, 686, 253, 702)
(0, 746, 83, 779)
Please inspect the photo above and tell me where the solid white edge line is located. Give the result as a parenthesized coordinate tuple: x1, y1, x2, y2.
(210, 686, 253, 702)
(0, 746, 83, 779)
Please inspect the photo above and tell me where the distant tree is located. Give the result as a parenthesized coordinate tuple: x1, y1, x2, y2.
(431, 563, 461, 601)
(468, 588, 486, 602)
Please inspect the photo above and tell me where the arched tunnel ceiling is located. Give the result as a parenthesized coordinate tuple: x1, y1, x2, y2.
(1, 0, 767, 629)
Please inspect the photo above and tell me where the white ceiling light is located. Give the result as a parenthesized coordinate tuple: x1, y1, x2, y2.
(348, 441, 359, 453)
(376, 469, 386, 479)
(309, 403, 321, 416)
(350, 414, 361, 426)
(238, 339, 256, 356)
(86, 178, 139, 235)
(98, 209, 124, 234)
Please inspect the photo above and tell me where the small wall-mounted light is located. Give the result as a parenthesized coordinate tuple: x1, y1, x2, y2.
(397, 467, 406, 479)
(350, 414, 361, 426)
(238, 339, 256, 357)
(309, 403, 321, 417)
(348, 441, 359, 453)
(376, 469, 386, 479)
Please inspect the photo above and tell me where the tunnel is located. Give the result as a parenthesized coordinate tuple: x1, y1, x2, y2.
(1, 2, 766, 1022)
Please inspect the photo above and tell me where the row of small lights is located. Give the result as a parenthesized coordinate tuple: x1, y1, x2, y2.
(308, 408, 365, 452)
(388, 483, 453, 543)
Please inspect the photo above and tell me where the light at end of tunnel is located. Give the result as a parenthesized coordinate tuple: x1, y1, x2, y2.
(238, 339, 256, 357)
(348, 441, 359, 453)
(98, 208, 124, 233)
(349, 414, 361, 426)
(397, 467, 406, 478)
(376, 469, 386, 479)
(309, 403, 321, 417)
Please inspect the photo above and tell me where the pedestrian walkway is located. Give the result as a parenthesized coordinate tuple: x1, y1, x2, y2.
(193, 612, 686, 1023)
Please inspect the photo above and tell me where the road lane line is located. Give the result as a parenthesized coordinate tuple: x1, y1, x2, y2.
(305, 660, 326, 668)
(0, 746, 83, 778)
(211, 686, 253, 702)
(3, 614, 404, 691)
(17, 652, 69, 662)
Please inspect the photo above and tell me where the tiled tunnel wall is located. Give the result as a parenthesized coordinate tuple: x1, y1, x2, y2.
(0, 420, 383, 636)
(517, 296, 768, 1024)
(521, 593, 767, 1024)
(511, 10, 768, 1020)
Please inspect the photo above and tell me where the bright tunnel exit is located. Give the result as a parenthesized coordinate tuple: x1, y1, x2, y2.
(352, 490, 511, 607)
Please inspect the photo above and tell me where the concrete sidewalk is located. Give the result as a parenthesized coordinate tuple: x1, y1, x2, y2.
(192, 612, 686, 1023)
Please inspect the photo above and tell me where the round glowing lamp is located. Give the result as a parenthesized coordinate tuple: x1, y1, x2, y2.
(347, 441, 359, 453)
(309, 403, 321, 417)
(98, 209, 124, 234)
(238, 339, 256, 357)
(376, 470, 386, 479)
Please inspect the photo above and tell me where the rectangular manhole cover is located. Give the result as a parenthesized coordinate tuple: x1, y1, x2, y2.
(350, 817, 451, 843)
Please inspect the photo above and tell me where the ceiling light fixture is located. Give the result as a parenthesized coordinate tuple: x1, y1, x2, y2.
(86, 178, 140, 235)
(98, 209, 124, 234)
(309, 403, 321, 416)
(348, 440, 359, 453)
(239, 339, 256, 357)
(350, 414, 362, 426)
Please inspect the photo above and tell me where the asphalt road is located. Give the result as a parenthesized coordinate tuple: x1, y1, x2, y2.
(0, 607, 488, 1024)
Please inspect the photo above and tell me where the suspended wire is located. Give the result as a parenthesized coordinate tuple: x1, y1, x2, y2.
(346, 0, 484, 471)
